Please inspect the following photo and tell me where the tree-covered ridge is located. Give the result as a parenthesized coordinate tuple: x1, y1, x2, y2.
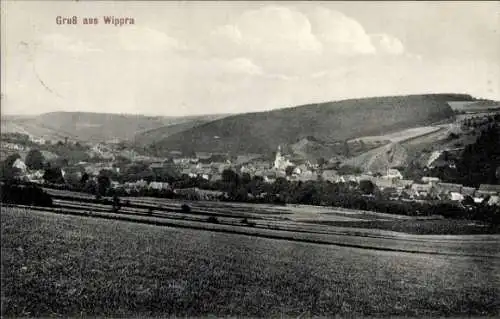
(429, 114, 500, 187)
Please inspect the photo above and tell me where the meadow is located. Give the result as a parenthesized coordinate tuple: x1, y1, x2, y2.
(2, 207, 499, 317)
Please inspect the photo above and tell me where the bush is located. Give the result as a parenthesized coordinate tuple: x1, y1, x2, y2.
(207, 216, 219, 223)
(0, 182, 53, 207)
(180, 204, 191, 213)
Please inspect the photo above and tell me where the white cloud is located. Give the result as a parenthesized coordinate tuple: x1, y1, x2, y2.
(209, 6, 407, 59)
(206, 5, 408, 79)
(371, 33, 405, 55)
(211, 6, 322, 57)
(309, 7, 376, 55)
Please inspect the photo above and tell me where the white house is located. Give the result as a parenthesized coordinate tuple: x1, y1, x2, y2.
(450, 192, 464, 202)
(383, 168, 403, 180)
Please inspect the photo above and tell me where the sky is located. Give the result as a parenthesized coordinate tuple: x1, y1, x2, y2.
(1, 1, 499, 116)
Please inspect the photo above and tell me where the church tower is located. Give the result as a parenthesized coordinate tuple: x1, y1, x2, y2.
(274, 145, 283, 169)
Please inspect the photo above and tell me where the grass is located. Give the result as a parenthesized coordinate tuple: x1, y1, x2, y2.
(2, 207, 499, 317)
(304, 219, 500, 235)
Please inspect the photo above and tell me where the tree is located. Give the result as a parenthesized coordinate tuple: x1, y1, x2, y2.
(359, 180, 376, 195)
(240, 172, 252, 185)
(80, 172, 90, 185)
(0, 153, 21, 180)
(112, 194, 121, 212)
(317, 157, 327, 168)
(25, 149, 45, 170)
(222, 169, 239, 184)
(97, 174, 111, 198)
(343, 140, 350, 157)
(44, 167, 64, 184)
(285, 166, 295, 176)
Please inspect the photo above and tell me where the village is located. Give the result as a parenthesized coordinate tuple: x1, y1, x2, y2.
(2, 124, 499, 207)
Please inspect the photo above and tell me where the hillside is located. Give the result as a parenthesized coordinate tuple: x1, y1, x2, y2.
(132, 115, 228, 145)
(151, 94, 473, 155)
(2, 112, 222, 143)
(343, 142, 410, 173)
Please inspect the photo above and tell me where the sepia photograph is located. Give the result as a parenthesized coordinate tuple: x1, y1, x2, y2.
(1, 1, 499, 317)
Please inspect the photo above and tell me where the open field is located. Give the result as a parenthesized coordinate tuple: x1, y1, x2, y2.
(350, 126, 442, 144)
(448, 101, 500, 112)
(43, 188, 500, 237)
(2, 207, 499, 317)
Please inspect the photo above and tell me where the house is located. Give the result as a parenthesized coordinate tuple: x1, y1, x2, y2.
(149, 181, 170, 190)
(149, 162, 164, 170)
(296, 170, 318, 181)
(263, 171, 277, 183)
(1, 142, 25, 151)
(395, 179, 414, 189)
(110, 181, 121, 189)
(235, 154, 262, 165)
(373, 177, 396, 190)
(173, 158, 191, 165)
(487, 195, 499, 206)
(344, 175, 359, 183)
(321, 170, 339, 182)
(449, 192, 464, 201)
(436, 182, 463, 195)
(474, 197, 485, 204)
(477, 184, 500, 196)
(240, 165, 253, 174)
(169, 150, 183, 158)
(384, 168, 403, 180)
(411, 183, 433, 197)
(461, 186, 476, 197)
(422, 176, 440, 184)
(293, 164, 308, 175)
(195, 152, 212, 160)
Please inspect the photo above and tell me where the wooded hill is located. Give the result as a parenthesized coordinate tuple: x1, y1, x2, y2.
(150, 94, 475, 155)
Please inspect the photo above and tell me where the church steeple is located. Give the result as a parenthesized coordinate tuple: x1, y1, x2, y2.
(274, 145, 282, 169)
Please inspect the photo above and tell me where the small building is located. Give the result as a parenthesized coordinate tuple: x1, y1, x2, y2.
(422, 176, 441, 184)
(149, 181, 170, 190)
(210, 174, 222, 182)
(487, 195, 499, 206)
(436, 182, 463, 195)
(296, 170, 318, 182)
(395, 179, 414, 189)
(477, 184, 500, 196)
(411, 183, 433, 197)
(321, 170, 339, 182)
(263, 171, 277, 183)
(461, 186, 476, 197)
(373, 177, 396, 190)
(384, 168, 403, 180)
(449, 192, 464, 201)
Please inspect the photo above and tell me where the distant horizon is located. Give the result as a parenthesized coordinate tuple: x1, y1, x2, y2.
(2, 91, 496, 118)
